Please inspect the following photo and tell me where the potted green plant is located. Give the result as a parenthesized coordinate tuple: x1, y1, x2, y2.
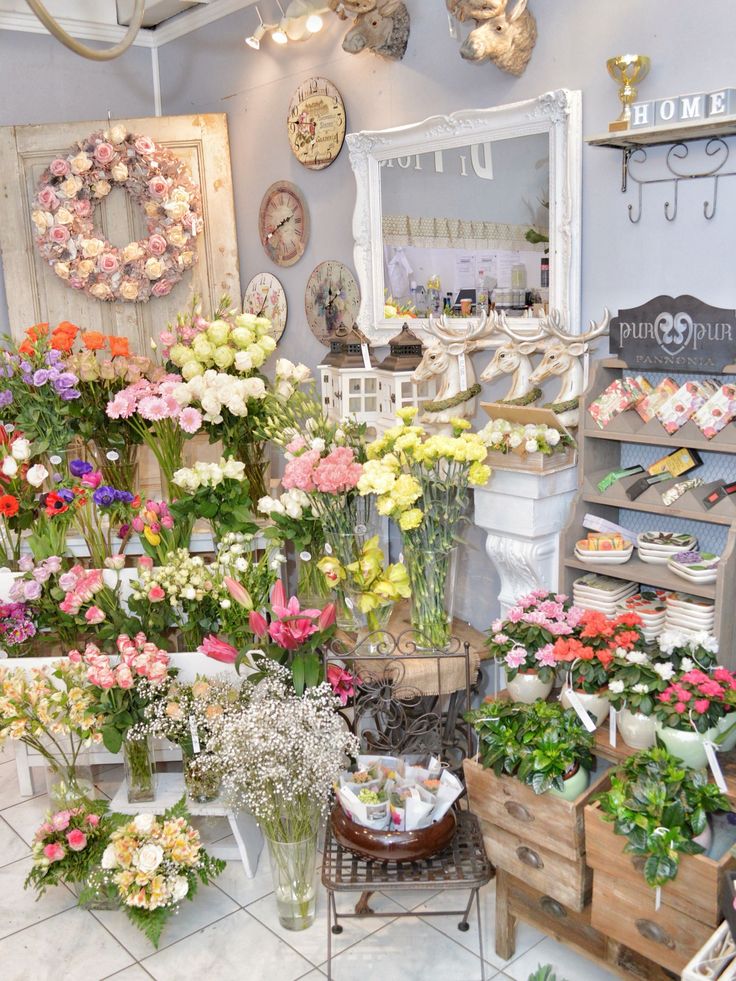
(467, 699, 594, 799)
(595, 747, 729, 888)
(605, 649, 673, 749)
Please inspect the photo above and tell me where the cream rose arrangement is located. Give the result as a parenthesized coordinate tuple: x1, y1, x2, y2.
(32, 128, 201, 304)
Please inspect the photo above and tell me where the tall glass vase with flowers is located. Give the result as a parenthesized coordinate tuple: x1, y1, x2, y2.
(209, 664, 359, 930)
(0, 429, 37, 568)
(0, 658, 102, 807)
(487, 590, 584, 702)
(358, 410, 492, 648)
(0, 321, 82, 459)
(170, 457, 257, 544)
(258, 487, 329, 608)
(75, 634, 172, 802)
(554, 609, 645, 727)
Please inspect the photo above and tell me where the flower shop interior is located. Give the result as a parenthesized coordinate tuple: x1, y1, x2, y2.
(3, 1, 736, 980)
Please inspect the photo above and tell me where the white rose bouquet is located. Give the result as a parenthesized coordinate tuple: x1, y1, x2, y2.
(98, 800, 224, 947)
(258, 487, 329, 606)
(171, 456, 256, 540)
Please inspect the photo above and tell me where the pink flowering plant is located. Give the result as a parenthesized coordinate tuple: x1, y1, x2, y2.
(73, 634, 172, 754)
(487, 590, 584, 684)
(241, 580, 337, 693)
(25, 799, 118, 897)
(106, 373, 195, 494)
(0, 601, 37, 656)
(10, 555, 80, 647)
(655, 667, 736, 733)
(56, 562, 141, 644)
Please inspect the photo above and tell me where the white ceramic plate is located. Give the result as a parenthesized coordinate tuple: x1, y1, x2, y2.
(575, 547, 633, 565)
(669, 568, 718, 585)
(666, 598, 715, 615)
(666, 613, 715, 631)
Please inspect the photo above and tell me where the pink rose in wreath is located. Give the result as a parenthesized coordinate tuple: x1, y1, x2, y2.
(135, 135, 156, 155)
(99, 253, 119, 275)
(48, 225, 70, 245)
(37, 186, 59, 211)
(49, 158, 70, 177)
(148, 176, 169, 200)
(152, 280, 174, 298)
(73, 199, 92, 218)
(147, 233, 168, 256)
(94, 142, 115, 165)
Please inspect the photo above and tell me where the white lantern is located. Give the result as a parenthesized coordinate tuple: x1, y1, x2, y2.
(318, 326, 380, 427)
(374, 323, 438, 434)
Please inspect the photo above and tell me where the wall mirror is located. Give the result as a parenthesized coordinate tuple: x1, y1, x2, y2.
(347, 90, 582, 344)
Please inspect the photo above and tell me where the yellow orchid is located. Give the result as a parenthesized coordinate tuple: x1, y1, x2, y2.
(317, 554, 346, 586)
(374, 561, 412, 600)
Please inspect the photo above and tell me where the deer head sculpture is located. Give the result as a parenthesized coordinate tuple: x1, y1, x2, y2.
(528, 309, 611, 428)
(329, 0, 410, 60)
(479, 311, 549, 404)
(413, 311, 499, 431)
(447, 0, 537, 76)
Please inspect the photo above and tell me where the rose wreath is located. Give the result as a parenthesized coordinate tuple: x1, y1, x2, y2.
(31, 125, 201, 304)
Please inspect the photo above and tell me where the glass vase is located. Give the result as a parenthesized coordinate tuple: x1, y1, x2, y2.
(295, 551, 332, 609)
(182, 750, 221, 803)
(73, 869, 119, 911)
(44, 753, 96, 810)
(90, 442, 140, 493)
(404, 545, 457, 649)
(265, 831, 318, 931)
(123, 736, 156, 803)
(351, 597, 394, 655)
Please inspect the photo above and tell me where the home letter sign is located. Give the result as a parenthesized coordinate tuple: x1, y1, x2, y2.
(630, 87, 736, 129)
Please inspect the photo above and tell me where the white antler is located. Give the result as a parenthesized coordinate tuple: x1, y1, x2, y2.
(541, 308, 611, 346)
(494, 309, 548, 345)
(425, 310, 497, 347)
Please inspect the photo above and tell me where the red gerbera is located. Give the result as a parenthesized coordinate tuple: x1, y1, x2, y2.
(0, 494, 19, 517)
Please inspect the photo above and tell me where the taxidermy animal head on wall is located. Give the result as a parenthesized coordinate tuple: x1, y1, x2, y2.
(447, 0, 537, 76)
(328, 0, 410, 60)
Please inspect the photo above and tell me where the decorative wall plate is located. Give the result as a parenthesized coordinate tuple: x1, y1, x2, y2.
(305, 260, 361, 345)
(258, 180, 309, 267)
(287, 77, 346, 171)
(243, 272, 287, 341)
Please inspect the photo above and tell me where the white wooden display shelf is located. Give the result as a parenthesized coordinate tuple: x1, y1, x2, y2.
(559, 358, 736, 667)
(587, 115, 736, 150)
(109, 771, 263, 879)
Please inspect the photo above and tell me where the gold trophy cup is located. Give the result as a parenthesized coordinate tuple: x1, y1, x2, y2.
(607, 54, 651, 132)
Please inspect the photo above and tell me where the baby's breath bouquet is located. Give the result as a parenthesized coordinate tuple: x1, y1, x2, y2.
(359, 409, 491, 647)
(209, 664, 358, 930)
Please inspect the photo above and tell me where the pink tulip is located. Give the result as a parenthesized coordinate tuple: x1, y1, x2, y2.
(224, 576, 252, 610)
(81, 471, 103, 489)
(249, 610, 268, 638)
(66, 829, 87, 851)
(43, 843, 66, 863)
(84, 606, 106, 625)
(199, 634, 238, 664)
(138, 556, 154, 570)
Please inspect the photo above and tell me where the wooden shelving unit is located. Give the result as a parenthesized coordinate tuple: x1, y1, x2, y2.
(559, 358, 736, 667)
(587, 116, 736, 151)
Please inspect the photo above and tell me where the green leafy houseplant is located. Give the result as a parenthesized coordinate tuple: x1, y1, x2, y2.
(595, 747, 729, 888)
(604, 649, 672, 715)
(466, 699, 594, 795)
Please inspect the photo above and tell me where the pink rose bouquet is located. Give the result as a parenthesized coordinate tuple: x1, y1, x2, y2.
(25, 799, 114, 897)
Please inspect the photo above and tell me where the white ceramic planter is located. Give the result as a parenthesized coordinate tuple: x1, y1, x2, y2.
(560, 686, 610, 727)
(656, 722, 716, 769)
(617, 708, 657, 750)
(506, 669, 554, 704)
(715, 713, 736, 753)
(693, 818, 713, 854)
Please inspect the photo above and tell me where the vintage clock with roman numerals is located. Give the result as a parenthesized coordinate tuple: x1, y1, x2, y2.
(287, 77, 346, 171)
(258, 180, 309, 267)
(305, 260, 361, 345)
(243, 272, 287, 342)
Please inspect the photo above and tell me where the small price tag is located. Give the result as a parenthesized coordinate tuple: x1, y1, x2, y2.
(655, 887, 661, 912)
(361, 343, 372, 371)
(344, 596, 354, 610)
(299, 550, 312, 562)
(704, 740, 728, 792)
(106, 450, 120, 462)
(4, 425, 14, 434)
(324, 543, 333, 555)
(189, 718, 201, 755)
(458, 353, 468, 391)
(49, 454, 62, 466)
(609, 706, 617, 748)
(565, 689, 598, 733)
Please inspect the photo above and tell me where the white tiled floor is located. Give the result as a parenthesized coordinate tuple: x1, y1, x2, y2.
(0, 749, 619, 981)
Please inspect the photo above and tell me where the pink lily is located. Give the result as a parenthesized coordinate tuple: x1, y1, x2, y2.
(199, 634, 238, 664)
(318, 603, 336, 631)
(269, 581, 321, 620)
(225, 576, 253, 610)
(249, 610, 268, 638)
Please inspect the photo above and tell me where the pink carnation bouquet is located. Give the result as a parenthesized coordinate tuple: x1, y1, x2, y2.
(106, 373, 198, 493)
(25, 799, 113, 898)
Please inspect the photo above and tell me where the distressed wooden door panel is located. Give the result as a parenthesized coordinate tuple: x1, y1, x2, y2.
(0, 113, 240, 347)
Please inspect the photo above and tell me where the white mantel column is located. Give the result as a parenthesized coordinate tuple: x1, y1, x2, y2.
(474, 466, 578, 616)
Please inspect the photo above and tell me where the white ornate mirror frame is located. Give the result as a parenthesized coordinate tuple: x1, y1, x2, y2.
(347, 89, 582, 344)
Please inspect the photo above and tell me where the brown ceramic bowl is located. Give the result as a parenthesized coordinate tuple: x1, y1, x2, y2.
(331, 804, 456, 862)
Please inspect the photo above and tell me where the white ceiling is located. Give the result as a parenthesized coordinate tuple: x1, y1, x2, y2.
(0, 0, 260, 47)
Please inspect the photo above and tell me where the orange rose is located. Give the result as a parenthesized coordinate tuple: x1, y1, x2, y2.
(50, 330, 76, 353)
(18, 340, 35, 356)
(82, 331, 105, 351)
(55, 320, 78, 335)
(108, 336, 130, 358)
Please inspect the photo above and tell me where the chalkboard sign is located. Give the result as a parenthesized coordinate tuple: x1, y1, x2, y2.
(609, 295, 736, 371)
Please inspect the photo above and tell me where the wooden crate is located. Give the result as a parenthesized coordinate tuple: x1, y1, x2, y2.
(585, 801, 735, 928)
(464, 756, 612, 911)
(591, 869, 715, 975)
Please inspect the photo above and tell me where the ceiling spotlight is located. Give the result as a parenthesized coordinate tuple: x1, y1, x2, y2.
(306, 13, 323, 32)
(245, 6, 266, 48)
(272, 22, 289, 43)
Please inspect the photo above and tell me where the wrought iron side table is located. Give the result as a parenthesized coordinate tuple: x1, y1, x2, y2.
(321, 809, 493, 980)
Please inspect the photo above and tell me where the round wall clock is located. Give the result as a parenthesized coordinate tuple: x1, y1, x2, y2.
(258, 180, 309, 267)
(305, 260, 361, 345)
(287, 77, 346, 171)
(243, 273, 288, 342)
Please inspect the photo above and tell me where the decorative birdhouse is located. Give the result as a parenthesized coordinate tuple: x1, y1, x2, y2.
(375, 322, 438, 432)
(318, 325, 380, 426)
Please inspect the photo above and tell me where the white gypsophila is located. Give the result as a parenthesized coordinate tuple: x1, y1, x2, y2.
(608, 680, 625, 694)
(209, 666, 359, 837)
(653, 661, 675, 681)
